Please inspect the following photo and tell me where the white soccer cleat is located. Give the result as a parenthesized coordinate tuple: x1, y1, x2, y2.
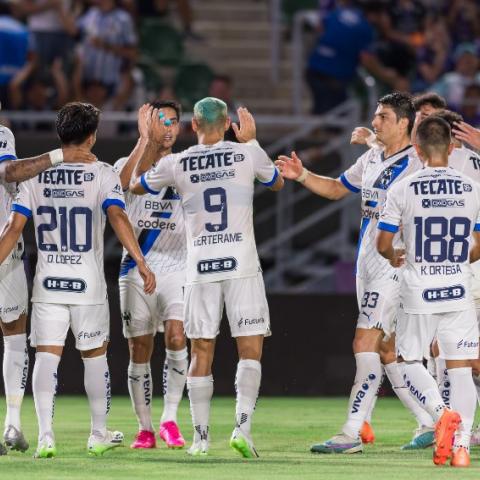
(187, 440, 209, 456)
(4, 425, 29, 452)
(87, 430, 124, 456)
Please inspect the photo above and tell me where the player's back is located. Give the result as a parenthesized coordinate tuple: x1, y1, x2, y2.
(163, 140, 276, 284)
(393, 166, 480, 313)
(13, 161, 124, 305)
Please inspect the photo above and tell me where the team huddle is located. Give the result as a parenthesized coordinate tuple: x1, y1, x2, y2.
(0, 91, 480, 467)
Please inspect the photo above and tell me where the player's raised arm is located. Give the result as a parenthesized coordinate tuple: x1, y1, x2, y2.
(470, 231, 480, 263)
(107, 205, 156, 294)
(275, 152, 350, 200)
(452, 121, 480, 151)
(0, 213, 27, 265)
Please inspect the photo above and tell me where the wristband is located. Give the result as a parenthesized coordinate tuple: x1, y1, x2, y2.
(49, 149, 64, 166)
(295, 167, 309, 183)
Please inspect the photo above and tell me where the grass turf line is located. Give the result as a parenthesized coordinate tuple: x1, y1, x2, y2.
(0, 396, 479, 479)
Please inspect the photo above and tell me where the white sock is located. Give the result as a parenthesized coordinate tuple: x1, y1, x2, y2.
(426, 356, 437, 381)
(365, 367, 384, 424)
(435, 357, 450, 407)
(402, 362, 445, 421)
(342, 352, 382, 439)
(449, 367, 476, 449)
(385, 362, 434, 428)
(473, 373, 480, 406)
(3, 334, 28, 430)
(127, 361, 153, 432)
(83, 354, 110, 438)
(235, 359, 261, 436)
(32, 352, 60, 441)
(187, 375, 213, 443)
(161, 348, 188, 424)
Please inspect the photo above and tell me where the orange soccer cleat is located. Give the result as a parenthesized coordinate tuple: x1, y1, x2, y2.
(433, 409, 461, 466)
(360, 421, 375, 444)
(450, 447, 470, 468)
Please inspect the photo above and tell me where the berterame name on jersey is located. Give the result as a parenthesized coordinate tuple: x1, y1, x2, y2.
(340, 145, 422, 280)
(0, 126, 24, 264)
(12, 162, 125, 305)
(114, 157, 186, 276)
(140, 140, 278, 284)
(379, 166, 480, 313)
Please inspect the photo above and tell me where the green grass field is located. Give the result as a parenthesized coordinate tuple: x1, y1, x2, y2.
(1, 396, 479, 479)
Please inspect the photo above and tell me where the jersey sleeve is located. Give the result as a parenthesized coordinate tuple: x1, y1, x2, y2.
(100, 167, 126, 213)
(141, 154, 176, 194)
(0, 127, 17, 162)
(378, 183, 403, 233)
(11, 181, 32, 218)
(339, 151, 369, 193)
(249, 144, 278, 187)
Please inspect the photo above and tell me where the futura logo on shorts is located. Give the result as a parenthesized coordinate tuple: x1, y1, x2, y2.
(456, 339, 479, 349)
(351, 374, 376, 413)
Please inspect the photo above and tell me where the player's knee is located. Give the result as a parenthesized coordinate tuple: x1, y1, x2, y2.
(128, 337, 152, 362)
(380, 349, 397, 365)
(165, 330, 186, 351)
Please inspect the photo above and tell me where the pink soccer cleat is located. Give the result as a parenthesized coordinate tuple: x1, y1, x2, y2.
(130, 430, 156, 449)
(159, 421, 185, 449)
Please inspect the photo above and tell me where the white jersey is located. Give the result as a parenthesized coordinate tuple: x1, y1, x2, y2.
(12, 162, 125, 305)
(449, 146, 480, 299)
(380, 166, 480, 313)
(341, 145, 422, 280)
(114, 157, 186, 276)
(141, 140, 278, 284)
(0, 126, 23, 265)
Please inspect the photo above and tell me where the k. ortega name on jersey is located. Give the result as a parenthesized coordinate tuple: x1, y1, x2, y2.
(420, 264, 462, 276)
(193, 231, 243, 246)
(38, 169, 94, 185)
(409, 179, 472, 195)
(180, 151, 244, 172)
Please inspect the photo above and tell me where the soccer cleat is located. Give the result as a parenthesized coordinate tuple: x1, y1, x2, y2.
(33, 435, 56, 459)
(360, 422, 375, 444)
(401, 427, 435, 450)
(451, 447, 470, 467)
(159, 421, 185, 449)
(4, 425, 29, 452)
(310, 434, 363, 454)
(88, 430, 124, 456)
(186, 440, 209, 456)
(130, 430, 156, 449)
(230, 428, 259, 458)
(433, 409, 461, 465)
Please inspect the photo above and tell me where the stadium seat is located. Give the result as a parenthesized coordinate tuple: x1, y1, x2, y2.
(140, 20, 184, 66)
(138, 62, 164, 93)
(174, 63, 214, 111)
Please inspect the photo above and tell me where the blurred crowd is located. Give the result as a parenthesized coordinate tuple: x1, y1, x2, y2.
(307, 0, 480, 125)
(0, 0, 223, 125)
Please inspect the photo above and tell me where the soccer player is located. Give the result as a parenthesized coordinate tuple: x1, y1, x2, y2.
(115, 101, 188, 449)
(377, 115, 480, 467)
(0, 102, 156, 458)
(130, 98, 284, 457)
(277, 93, 434, 454)
(0, 121, 95, 455)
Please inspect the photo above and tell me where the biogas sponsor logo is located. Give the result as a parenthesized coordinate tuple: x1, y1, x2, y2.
(421, 198, 465, 208)
(43, 188, 84, 198)
(190, 169, 235, 184)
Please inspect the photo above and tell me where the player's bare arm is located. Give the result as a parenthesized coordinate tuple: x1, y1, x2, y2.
(117, 104, 152, 190)
(452, 121, 480, 151)
(470, 231, 480, 263)
(107, 205, 156, 294)
(0, 147, 96, 184)
(275, 152, 350, 200)
(376, 230, 405, 267)
(0, 213, 27, 265)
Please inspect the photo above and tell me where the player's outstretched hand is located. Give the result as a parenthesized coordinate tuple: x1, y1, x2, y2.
(351, 127, 375, 145)
(62, 147, 96, 164)
(275, 152, 303, 180)
(452, 121, 480, 150)
(138, 103, 152, 140)
(390, 248, 405, 268)
(232, 107, 256, 143)
(138, 261, 156, 295)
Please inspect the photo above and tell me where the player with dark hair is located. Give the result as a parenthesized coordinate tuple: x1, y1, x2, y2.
(377, 115, 480, 467)
(114, 100, 188, 450)
(277, 92, 435, 454)
(0, 102, 155, 458)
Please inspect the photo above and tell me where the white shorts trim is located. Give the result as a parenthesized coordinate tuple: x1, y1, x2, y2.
(0, 260, 28, 323)
(397, 306, 479, 361)
(30, 302, 110, 351)
(184, 273, 270, 339)
(119, 269, 185, 339)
